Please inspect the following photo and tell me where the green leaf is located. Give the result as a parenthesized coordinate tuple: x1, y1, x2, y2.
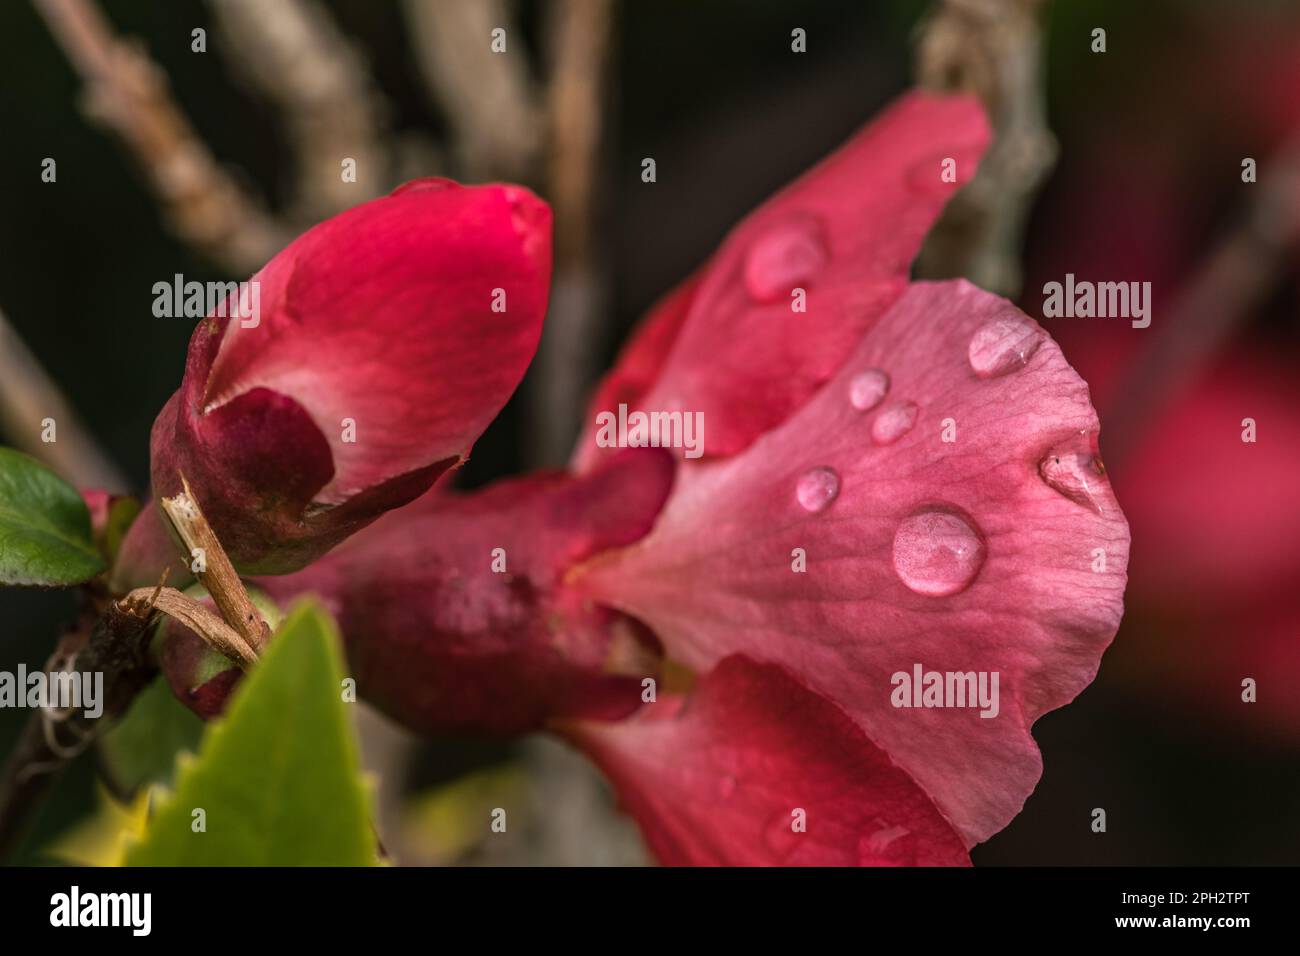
(0, 447, 105, 586)
(124, 601, 378, 866)
(99, 676, 205, 794)
(99, 495, 141, 565)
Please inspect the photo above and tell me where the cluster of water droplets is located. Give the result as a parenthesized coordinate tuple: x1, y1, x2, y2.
(795, 362, 983, 594)
(742, 187, 1110, 595)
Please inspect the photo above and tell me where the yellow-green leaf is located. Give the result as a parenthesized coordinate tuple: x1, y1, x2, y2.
(124, 601, 377, 866)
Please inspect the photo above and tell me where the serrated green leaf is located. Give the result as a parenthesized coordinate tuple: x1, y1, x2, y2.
(0, 447, 105, 586)
(124, 601, 378, 866)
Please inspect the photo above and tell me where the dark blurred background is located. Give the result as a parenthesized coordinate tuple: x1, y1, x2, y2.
(1, 0, 1297, 865)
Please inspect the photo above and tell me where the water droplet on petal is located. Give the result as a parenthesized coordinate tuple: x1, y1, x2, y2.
(743, 215, 829, 303)
(849, 369, 890, 411)
(892, 508, 986, 597)
(796, 466, 840, 513)
(871, 401, 918, 445)
(858, 825, 914, 863)
(1039, 447, 1108, 515)
(762, 811, 802, 860)
(968, 317, 1044, 378)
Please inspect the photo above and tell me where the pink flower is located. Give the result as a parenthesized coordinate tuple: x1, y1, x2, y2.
(117, 178, 552, 580)
(168, 92, 1131, 864)
(1014, 14, 1300, 741)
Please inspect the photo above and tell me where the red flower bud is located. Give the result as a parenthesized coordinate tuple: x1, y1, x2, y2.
(121, 178, 551, 579)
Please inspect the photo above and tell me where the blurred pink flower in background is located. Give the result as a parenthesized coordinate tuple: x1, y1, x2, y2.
(1021, 13, 1300, 739)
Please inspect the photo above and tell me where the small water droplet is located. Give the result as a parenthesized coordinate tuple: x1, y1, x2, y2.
(1039, 447, 1107, 515)
(796, 466, 840, 513)
(718, 775, 738, 799)
(743, 215, 829, 303)
(871, 401, 918, 445)
(968, 317, 1044, 378)
(892, 507, 986, 597)
(857, 825, 914, 863)
(849, 369, 890, 411)
(762, 811, 802, 860)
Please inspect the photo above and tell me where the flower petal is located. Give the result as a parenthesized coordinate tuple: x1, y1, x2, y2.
(260, 449, 675, 735)
(565, 655, 970, 866)
(571, 274, 700, 472)
(573, 91, 989, 466)
(574, 280, 1130, 845)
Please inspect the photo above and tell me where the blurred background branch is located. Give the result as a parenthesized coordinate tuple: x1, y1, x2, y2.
(530, 0, 614, 465)
(32, 0, 288, 275)
(0, 306, 126, 490)
(1102, 129, 1300, 468)
(401, 0, 543, 183)
(915, 0, 1057, 296)
(207, 0, 391, 218)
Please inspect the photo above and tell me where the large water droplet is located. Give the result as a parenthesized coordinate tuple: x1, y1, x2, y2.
(1039, 447, 1108, 515)
(892, 508, 986, 597)
(796, 466, 840, 513)
(968, 317, 1044, 378)
(849, 369, 890, 411)
(871, 401, 918, 445)
(743, 215, 829, 303)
